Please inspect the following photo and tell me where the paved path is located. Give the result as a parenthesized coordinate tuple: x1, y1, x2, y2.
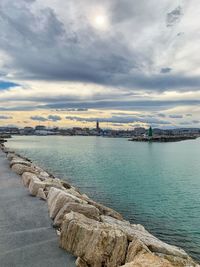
(0, 150, 75, 267)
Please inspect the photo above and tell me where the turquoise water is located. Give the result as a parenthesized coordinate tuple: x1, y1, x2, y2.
(8, 136, 200, 261)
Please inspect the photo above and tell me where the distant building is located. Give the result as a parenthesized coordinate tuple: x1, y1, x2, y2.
(35, 125, 46, 131)
(0, 127, 19, 135)
(133, 127, 146, 136)
(23, 127, 34, 135)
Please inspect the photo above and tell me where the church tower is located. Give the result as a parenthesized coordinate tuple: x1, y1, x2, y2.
(96, 120, 100, 131)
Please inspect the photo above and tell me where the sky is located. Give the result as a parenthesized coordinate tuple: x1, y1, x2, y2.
(0, 0, 199, 129)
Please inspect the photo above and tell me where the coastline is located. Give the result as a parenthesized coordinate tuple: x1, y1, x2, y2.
(129, 135, 198, 142)
(0, 141, 199, 267)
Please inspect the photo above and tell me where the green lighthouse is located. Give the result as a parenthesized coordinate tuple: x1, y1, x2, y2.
(148, 126, 153, 137)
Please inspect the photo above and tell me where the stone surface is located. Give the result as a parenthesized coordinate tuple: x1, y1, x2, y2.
(160, 254, 199, 267)
(22, 172, 38, 187)
(47, 188, 85, 219)
(47, 187, 62, 209)
(121, 253, 175, 267)
(10, 158, 32, 168)
(11, 163, 37, 175)
(28, 176, 46, 196)
(38, 171, 50, 179)
(54, 202, 100, 227)
(125, 237, 151, 262)
(87, 199, 123, 220)
(76, 257, 89, 267)
(37, 188, 47, 200)
(100, 215, 188, 259)
(59, 212, 128, 267)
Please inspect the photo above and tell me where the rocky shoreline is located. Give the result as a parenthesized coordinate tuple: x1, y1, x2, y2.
(0, 142, 199, 267)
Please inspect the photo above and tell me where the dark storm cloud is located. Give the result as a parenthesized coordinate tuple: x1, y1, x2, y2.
(30, 115, 62, 122)
(65, 115, 170, 125)
(48, 115, 62, 121)
(41, 99, 200, 111)
(55, 108, 88, 112)
(30, 116, 48, 122)
(157, 113, 166, 118)
(0, 0, 200, 93)
(169, 114, 183, 119)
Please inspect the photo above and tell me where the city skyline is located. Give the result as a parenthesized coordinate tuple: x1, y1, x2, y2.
(0, 0, 200, 129)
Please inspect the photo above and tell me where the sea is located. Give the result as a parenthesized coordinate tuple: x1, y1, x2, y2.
(7, 136, 200, 261)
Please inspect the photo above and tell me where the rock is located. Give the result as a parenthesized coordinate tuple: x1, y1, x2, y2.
(76, 257, 89, 267)
(44, 178, 67, 192)
(53, 202, 100, 227)
(66, 188, 83, 198)
(125, 237, 151, 262)
(7, 153, 17, 161)
(22, 172, 38, 187)
(38, 171, 49, 179)
(11, 163, 37, 175)
(37, 188, 47, 200)
(28, 176, 45, 196)
(47, 188, 85, 219)
(47, 187, 61, 209)
(87, 199, 123, 220)
(160, 254, 199, 267)
(56, 230, 61, 237)
(120, 253, 175, 267)
(2, 147, 15, 154)
(59, 212, 128, 267)
(61, 180, 71, 189)
(100, 215, 188, 259)
(10, 158, 32, 168)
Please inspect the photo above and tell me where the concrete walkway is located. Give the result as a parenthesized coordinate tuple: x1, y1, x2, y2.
(0, 150, 75, 267)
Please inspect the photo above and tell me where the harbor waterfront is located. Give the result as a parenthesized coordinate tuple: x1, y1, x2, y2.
(7, 135, 200, 262)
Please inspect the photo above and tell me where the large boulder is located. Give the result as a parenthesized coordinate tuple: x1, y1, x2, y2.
(11, 163, 37, 175)
(7, 153, 17, 161)
(125, 237, 151, 262)
(2, 147, 15, 154)
(37, 171, 50, 180)
(87, 199, 123, 220)
(22, 172, 38, 187)
(47, 188, 86, 219)
(53, 202, 100, 227)
(59, 212, 128, 267)
(37, 188, 47, 200)
(120, 253, 175, 267)
(10, 158, 32, 168)
(47, 187, 61, 209)
(28, 177, 46, 196)
(100, 215, 188, 259)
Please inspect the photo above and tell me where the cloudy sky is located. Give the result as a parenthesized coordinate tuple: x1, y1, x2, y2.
(0, 0, 199, 129)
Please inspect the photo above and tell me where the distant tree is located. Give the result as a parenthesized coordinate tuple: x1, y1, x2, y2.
(148, 126, 153, 137)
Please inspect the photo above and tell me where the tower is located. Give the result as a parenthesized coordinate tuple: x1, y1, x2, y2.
(96, 120, 100, 131)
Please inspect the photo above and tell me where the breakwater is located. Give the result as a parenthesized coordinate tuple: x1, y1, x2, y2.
(129, 135, 198, 142)
(0, 142, 199, 267)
